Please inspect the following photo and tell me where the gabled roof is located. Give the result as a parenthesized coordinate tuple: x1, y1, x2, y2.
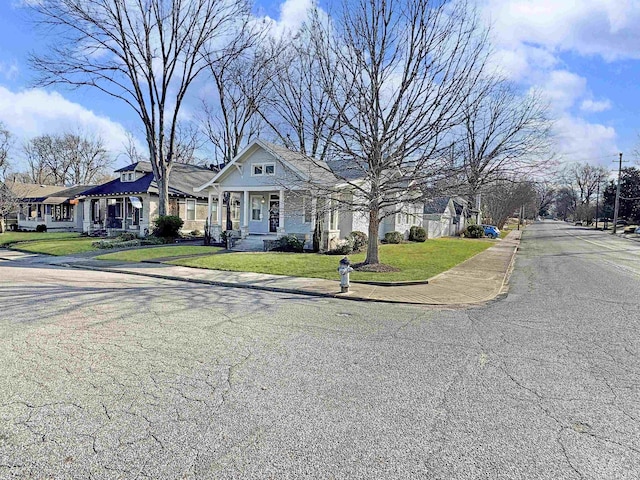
(195, 139, 339, 192)
(8, 182, 67, 201)
(82, 162, 213, 198)
(423, 197, 453, 215)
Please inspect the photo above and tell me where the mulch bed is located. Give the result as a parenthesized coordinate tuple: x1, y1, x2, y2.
(352, 262, 401, 273)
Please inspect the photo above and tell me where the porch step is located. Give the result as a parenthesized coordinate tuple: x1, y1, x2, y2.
(230, 235, 279, 252)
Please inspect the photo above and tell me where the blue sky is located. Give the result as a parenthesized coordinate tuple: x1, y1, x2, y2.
(0, 0, 638, 174)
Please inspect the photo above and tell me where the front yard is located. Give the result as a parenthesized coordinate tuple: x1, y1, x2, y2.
(0, 231, 81, 246)
(169, 238, 493, 282)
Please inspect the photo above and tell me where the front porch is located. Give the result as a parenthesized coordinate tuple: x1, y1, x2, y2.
(83, 196, 146, 236)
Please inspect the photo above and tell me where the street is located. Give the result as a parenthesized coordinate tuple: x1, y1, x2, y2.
(1, 221, 639, 479)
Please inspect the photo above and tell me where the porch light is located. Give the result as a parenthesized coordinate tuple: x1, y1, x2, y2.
(261, 196, 265, 204)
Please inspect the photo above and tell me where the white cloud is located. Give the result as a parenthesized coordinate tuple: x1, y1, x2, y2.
(260, 0, 322, 37)
(580, 99, 612, 113)
(485, 0, 640, 61)
(553, 115, 618, 165)
(539, 70, 587, 112)
(0, 86, 132, 166)
(0, 61, 19, 81)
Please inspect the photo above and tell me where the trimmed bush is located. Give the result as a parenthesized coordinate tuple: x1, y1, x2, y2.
(348, 231, 368, 252)
(383, 231, 403, 244)
(274, 234, 304, 252)
(35, 224, 47, 232)
(465, 224, 484, 238)
(153, 215, 183, 238)
(409, 226, 427, 242)
(327, 237, 354, 255)
(118, 232, 138, 241)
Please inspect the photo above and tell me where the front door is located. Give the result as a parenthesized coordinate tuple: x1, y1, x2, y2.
(269, 197, 279, 233)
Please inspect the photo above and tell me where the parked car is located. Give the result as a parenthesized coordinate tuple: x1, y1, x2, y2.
(482, 224, 500, 239)
(635, 226, 640, 234)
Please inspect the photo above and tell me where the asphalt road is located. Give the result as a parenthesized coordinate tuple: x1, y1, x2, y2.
(0, 221, 639, 479)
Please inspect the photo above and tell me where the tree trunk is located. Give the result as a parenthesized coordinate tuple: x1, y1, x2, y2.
(365, 208, 380, 265)
(156, 165, 170, 217)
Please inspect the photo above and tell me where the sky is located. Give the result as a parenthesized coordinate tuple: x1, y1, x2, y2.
(0, 0, 638, 176)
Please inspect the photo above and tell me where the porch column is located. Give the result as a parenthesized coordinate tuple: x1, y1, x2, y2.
(217, 190, 224, 224)
(242, 190, 249, 238)
(207, 190, 213, 233)
(278, 189, 285, 235)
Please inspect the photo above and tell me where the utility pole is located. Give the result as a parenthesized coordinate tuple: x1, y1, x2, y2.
(612, 152, 625, 234)
(595, 175, 601, 230)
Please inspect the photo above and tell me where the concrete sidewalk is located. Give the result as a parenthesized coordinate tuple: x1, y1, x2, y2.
(1, 231, 521, 305)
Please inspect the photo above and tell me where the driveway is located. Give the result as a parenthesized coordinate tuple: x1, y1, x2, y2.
(0, 221, 639, 479)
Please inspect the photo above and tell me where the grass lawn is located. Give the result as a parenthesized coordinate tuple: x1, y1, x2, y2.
(170, 238, 493, 282)
(14, 238, 98, 256)
(0, 231, 81, 246)
(96, 245, 222, 262)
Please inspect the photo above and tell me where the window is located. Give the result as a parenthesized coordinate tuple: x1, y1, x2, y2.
(187, 199, 196, 220)
(330, 199, 339, 230)
(252, 163, 275, 176)
(210, 202, 218, 223)
(128, 172, 133, 181)
(251, 196, 262, 221)
(303, 197, 312, 223)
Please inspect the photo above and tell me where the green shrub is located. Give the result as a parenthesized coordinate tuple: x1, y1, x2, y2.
(92, 239, 140, 249)
(118, 232, 138, 241)
(383, 231, 403, 244)
(465, 224, 484, 238)
(141, 236, 165, 246)
(348, 231, 368, 252)
(35, 224, 47, 233)
(153, 215, 183, 238)
(190, 229, 202, 237)
(274, 234, 304, 252)
(409, 226, 427, 242)
(327, 238, 354, 255)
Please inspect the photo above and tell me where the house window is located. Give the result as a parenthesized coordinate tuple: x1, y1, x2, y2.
(330, 199, 339, 230)
(187, 199, 196, 220)
(210, 202, 218, 224)
(252, 163, 275, 176)
(250, 196, 262, 221)
(303, 197, 312, 223)
(53, 204, 73, 222)
(231, 201, 240, 221)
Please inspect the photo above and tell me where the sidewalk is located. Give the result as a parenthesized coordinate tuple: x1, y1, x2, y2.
(1, 231, 521, 306)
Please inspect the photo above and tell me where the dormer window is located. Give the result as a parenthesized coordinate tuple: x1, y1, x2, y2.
(121, 172, 135, 182)
(252, 163, 275, 176)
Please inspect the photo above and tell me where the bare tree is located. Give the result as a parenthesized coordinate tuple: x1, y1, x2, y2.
(22, 131, 112, 185)
(258, 16, 342, 163)
(456, 80, 553, 208)
(0, 123, 16, 233)
(312, 0, 489, 265)
(483, 179, 535, 228)
(0, 122, 11, 181)
(201, 32, 272, 166)
(533, 181, 555, 217)
(28, 0, 250, 216)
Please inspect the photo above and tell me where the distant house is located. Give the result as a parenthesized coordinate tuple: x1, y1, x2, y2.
(9, 183, 92, 232)
(195, 139, 424, 250)
(423, 196, 471, 238)
(79, 162, 214, 235)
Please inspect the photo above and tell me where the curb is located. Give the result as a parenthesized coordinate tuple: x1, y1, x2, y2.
(59, 262, 445, 306)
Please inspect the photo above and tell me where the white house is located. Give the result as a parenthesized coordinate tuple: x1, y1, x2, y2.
(423, 196, 471, 238)
(195, 139, 424, 250)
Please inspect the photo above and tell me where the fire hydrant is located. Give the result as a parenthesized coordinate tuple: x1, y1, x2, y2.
(338, 256, 354, 293)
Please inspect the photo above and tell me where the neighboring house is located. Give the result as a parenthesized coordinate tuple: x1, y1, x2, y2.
(423, 196, 471, 238)
(195, 139, 424, 250)
(79, 162, 214, 236)
(10, 183, 92, 232)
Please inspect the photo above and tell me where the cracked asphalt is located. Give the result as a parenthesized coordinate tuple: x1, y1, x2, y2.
(1, 221, 639, 479)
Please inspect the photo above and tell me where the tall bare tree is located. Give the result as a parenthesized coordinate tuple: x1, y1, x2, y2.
(312, 0, 489, 265)
(0, 122, 11, 181)
(483, 179, 535, 228)
(201, 39, 272, 166)
(29, 0, 250, 216)
(22, 132, 112, 186)
(0, 123, 16, 233)
(456, 80, 553, 209)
